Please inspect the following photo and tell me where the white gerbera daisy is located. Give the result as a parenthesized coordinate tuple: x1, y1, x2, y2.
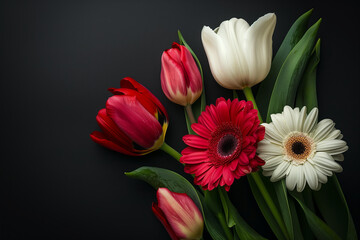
(258, 106, 348, 192)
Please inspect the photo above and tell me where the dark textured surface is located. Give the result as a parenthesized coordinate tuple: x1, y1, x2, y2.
(0, 0, 359, 238)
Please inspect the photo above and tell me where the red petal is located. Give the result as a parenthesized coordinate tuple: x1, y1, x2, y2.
(215, 100, 230, 123)
(90, 131, 141, 156)
(106, 95, 163, 149)
(191, 123, 211, 139)
(95, 108, 132, 148)
(178, 44, 202, 93)
(120, 77, 169, 120)
(152, 203, 180, 240)
(183, 135, 209, 149)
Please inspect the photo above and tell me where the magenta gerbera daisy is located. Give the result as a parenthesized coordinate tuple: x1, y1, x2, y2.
(180, 97, 265, 191)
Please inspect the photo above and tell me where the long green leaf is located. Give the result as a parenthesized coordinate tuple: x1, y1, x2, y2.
(256, 9, 313, 117)
(313, 176, 358, 240)
(248, 174, 287, 240)
(218, 188, 267, 240)
(290, 192, 342, 240)
(266, 19, 321, 122)
(125, 166, 202, 209)
(273, 180, 294, 240)
(296, 39, 320, 109)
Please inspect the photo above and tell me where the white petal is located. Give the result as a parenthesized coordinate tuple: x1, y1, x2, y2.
(257, 140, 283, 156)
(262, 155, 284, 171)
(270, 161, 290, 182)
(244, 13, 276, 86)
(201, 26, 239, 89)
(296, 106, 307, 132)
(316, 139, 348, 155)
(333, 154, 344, 161)
(286, 166, 300, 191)
(296, 167, 306, 192)
(312, 119, 335, 142)
(303, 162, 318, 190)
(283, 106, 296, 132)
(270, 113, 288, 137)
(316, 168, 328, 184)
(312, 152, 343, 173)
(303, 107, 318, 133)
(263, 123, 283, 144)
(323, 129, 341, 141)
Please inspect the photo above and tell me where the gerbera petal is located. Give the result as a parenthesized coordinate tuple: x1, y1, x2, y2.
(286, 166, 299, 191)
(180, 151, 208, 164)
(312, 119, 335, 142)
(191, 123, 212, 139)
(332, 154, 344, 161)
(257, 140, 283, 156)
(270, 113, 288, 137)
(270, 161, 290, 182)
(183, 135, 209, 149)
(283, 106, 296, 132)
(296, 167, 306, 192)
(303, 107, 318, 133)
(296, 106, 307, 132)
(316, 139, 348, 155)
(216, 100, 230, 123)
(262, 123, 283, 144)
(312, 152, 343, 173)
(262, 155, 284, 171)
(303, 162, 318, 190)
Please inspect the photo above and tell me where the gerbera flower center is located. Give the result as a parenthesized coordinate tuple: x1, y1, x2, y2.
(208, 122, 243, 166)
(283, 132, 315, 165)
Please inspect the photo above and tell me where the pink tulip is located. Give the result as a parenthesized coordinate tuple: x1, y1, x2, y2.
(161, 42, 202, 106)
(152, 188, 204, 240)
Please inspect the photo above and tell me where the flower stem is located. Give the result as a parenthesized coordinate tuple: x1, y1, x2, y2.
(243, 87, 263, 123)
(160, 142, 182, 162)
(250, 171, 289, 239)
(217, 212, 233, 240)
(185, 104, 196, 125)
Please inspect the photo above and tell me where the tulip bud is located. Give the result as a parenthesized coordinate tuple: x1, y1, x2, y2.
(161, 42, 203, 106)
(152, 188, 204, 240)
(201, 13, 276, 90)
(90, 77, 168, 156)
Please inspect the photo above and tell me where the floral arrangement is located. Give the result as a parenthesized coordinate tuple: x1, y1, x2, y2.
(90, 9, 357, 240)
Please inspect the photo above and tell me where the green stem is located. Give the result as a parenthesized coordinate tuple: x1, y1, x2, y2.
(251, 172, 289, 239)
(217, 212, 233, 240)
(185, 104, 196, 125)
(242, 87, 290, 239)
(243, 87, 263, 123)
(160, 142, 182, 162)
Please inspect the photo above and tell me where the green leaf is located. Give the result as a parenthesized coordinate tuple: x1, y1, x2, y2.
(247, 174, 287, 240)
(290, 191, 342, 240)
(288, 197, 304, 240)
(218, 188, 267, 240)
(273, 180, 294, 240)
(198, 193, 229, 240)
(266, 18, 321, 122)
(296, 39, 320, 110)
(313, 176, 358, 240)
(125, 166, 201, 208)
(256, 9, 313, 117)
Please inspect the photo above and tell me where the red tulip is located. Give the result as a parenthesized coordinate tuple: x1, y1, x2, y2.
(161, 42, 202, 106)
(90, 77, 168, 156)
(152, 188, 204, 240)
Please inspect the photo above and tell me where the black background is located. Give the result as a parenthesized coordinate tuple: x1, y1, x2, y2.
(1, 0, 359, 239)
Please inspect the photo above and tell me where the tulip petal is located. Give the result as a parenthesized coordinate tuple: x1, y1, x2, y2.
(244, 13, 276, 86)
(106, 95, 163, 149)
(152, 203, 180, 240)
(120, 77, 169, 120)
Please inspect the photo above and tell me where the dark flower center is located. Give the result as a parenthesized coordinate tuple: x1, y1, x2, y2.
(291, 141, 306, 155)
(208, 122, 243, 166)
(218, 134, 238, 157)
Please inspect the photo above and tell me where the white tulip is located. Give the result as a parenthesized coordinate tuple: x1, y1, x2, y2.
(201, 13, 276, 90)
